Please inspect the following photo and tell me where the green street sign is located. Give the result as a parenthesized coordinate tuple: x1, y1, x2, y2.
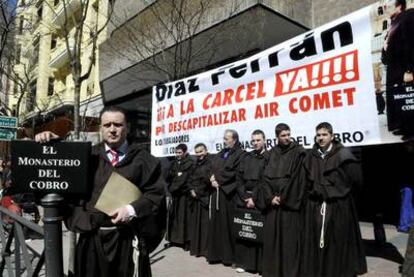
(0, 116, 18, 128)
(0, 128, 17, 141)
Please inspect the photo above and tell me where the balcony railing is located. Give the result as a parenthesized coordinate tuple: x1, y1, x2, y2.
(51, 0, 83, 26)
(49, 39, 75, 69)
(0, 206, 45, 277)
(47, 87, 75, 110)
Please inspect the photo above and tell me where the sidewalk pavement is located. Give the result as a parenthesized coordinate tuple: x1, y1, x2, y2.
(23, 222, 408, 276)
(150, 222, 408, 277)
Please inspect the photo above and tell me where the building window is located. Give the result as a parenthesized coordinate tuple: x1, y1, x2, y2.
(51, 34, 57, 49)
(27, 80, 37, 112)
(31, 37, 40, 65)
(19, 0, 25, 7)
(14, 84, 19, 95)
(15, 46, 21, 64)
(382, 20, 388, 30)
(48, 78, 55, 96)
(378, 6, 384, 16)
(19, 16, 24, 34)
(36, 2, 43, 24)
(54, 0, 59, 6)
(92, 0, 99, 11)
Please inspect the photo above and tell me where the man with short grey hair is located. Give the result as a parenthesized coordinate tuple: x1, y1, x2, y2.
(207, 129, 245, 265)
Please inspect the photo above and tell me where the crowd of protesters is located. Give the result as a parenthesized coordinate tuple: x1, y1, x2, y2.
(3, 113, 412, 277)
(164, 122, 368, 277)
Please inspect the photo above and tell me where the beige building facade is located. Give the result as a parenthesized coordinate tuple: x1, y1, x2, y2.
(8, 0, 109, 135)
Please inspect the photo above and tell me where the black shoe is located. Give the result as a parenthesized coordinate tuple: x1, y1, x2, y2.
(402, 135, 414, 141)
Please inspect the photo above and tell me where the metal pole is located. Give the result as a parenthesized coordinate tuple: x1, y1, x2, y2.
(41, 193, 64, 277)
(14, 227, 21, 277)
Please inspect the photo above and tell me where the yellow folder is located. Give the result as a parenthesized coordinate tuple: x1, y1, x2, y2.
(95, 171, 142, 215)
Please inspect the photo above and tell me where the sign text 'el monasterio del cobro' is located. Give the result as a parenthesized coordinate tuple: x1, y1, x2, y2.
(11, 140, 91, 196)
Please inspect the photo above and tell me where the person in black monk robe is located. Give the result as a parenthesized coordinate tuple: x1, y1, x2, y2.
(188, 143, 213, 257)
(261, 123, 306, 277)
(35, 106, 166, 277)
(166, 143, 194, 248)
(234, 129, 268, 273)
(301, 122, 367, 277)
(207, 129, 245, 265)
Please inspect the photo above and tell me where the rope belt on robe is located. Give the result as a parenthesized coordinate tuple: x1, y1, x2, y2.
(133, 237, 139, 277)
(320, 201, 327, 249)
(208, 187, 220, 219)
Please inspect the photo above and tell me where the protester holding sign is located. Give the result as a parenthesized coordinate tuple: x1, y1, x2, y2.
(35, 106, 166, 277)
(166, 143, 194, 248)
(207, 129, 245, 265)
(301, 122, 367, 277)
(188, 143, 213, 257)
(260, 123, 305, 277)
(381, 0, 414, 140)
(233, 129, 268, 273)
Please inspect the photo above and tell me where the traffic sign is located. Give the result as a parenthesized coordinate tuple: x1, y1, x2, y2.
(0, 116, 18, 128)
(0, 128, 16, 140)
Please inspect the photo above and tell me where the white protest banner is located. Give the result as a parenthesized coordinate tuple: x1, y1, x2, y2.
(151, 2, 414, 156)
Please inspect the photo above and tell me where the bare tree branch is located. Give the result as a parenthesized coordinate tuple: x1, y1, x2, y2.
(105, 0, 245, 83)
